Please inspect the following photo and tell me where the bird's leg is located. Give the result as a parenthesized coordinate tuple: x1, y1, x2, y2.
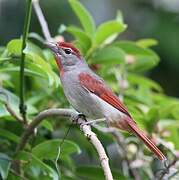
(82, 118, 106, 126)
(85, 117, 117, 132)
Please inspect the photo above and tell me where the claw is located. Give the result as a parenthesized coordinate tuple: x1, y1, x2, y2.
(71, 113, 86, 124)
(78, 113, 87, 121)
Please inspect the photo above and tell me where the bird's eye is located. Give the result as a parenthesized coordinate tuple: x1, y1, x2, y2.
(64, 48, 72, 55)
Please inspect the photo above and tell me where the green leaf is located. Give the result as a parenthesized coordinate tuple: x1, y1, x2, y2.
(114, 41, 149, 55)
(95, 20, 126, 45)
(125, 88, 153, 106)
(76, 166, 126, 180)
(68, 0, 95, 36)
(0, 103, 8, 117)
(128, 73, 163, 92)
(159, 102, 179, 119)
(0, 153, 11, 179)
(16, 151, 59, 180)
(114, 41, 160, 72)
(24, 41, 45, 57)
(7, 39, 22, 56)
(0, 57, 12, 62)
(92, 46, 125, 65)
(165, 127, 179, 149)
(40, 120, 53, 132)
(24, 44, 60, 88)
(7, 39, 44, 57)
(171, 106, 179, 119)
(32, 139, 81, 160)
(0, 88, 37, 116)
(0, 66, 46, 78)
(125, 100, 146, 129)
(136, 38, 158, 48)
(26, 93, 46, 106)
(58, 24, 67, 34)
(43, 49, 55, 63)
(0, 47, 6, 55)
(61, 175, 76, 180)
(0, 48, 9, 59)
(28, 32, 45, 43)
(6, 39, 60, 87)
(158, 119, 179, 129)
(66, 26, 92, 54)
(0, 128, 20, 143)
(145, 106, 160, 132)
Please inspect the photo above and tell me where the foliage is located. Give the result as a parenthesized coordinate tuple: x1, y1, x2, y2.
(0, 0, 179, 179)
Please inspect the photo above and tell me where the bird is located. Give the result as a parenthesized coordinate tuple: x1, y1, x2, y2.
(46, 41, 166, 161)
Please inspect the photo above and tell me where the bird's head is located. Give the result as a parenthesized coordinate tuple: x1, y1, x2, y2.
(46, 41, 82, 74)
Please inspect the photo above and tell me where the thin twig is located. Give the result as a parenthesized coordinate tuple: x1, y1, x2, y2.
(5, 103, 23, 123)
(32, 0, 52, 41)
(55, 123, 73, 177)
(0, 89, 23, 123)
(15, 108, 113, 180)
(20, 0, 32, 123)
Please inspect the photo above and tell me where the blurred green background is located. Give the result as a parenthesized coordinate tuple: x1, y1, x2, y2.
(0, 0, 179, 96)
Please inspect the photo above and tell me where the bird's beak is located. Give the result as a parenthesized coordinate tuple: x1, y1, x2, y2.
(45, 42, 59, 54)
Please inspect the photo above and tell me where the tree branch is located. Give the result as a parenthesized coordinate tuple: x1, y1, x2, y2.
(5, 103, 23, 124)
(15, 108, 113, 180)
(77, 117, 113, 180)
(32, 0, 52, 41)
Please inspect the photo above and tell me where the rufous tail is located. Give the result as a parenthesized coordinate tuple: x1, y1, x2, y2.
(126, 118, 166, 161)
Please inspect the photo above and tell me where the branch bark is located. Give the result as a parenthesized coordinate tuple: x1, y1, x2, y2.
(16, 108, 113, 180)
(5, 103, 23, 124)
(32, 0, 52, 41)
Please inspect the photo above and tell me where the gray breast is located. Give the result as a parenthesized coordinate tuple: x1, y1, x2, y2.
(61, 71, 104, 119)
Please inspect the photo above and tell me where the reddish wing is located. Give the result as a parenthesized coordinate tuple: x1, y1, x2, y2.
(79, 72, 167, 161)
(79, 72, 131, 117)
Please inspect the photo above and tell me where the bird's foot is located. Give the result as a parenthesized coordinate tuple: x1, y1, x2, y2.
(71, 113, 87, 125)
